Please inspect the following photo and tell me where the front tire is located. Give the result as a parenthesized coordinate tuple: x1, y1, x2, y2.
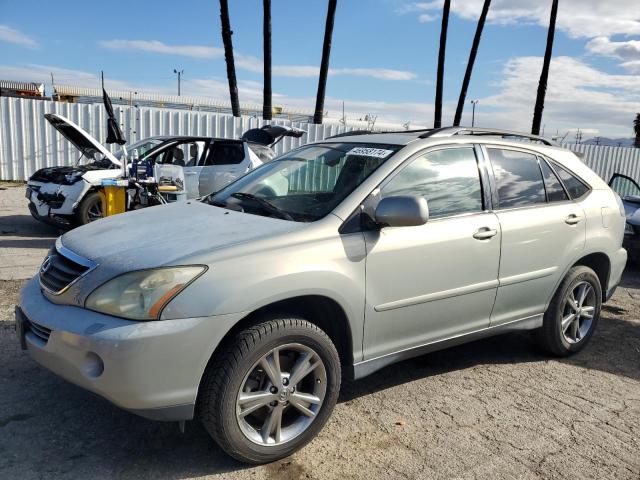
(75, 191, 103, 225)
(537, 266, 602, 356)
(197, 317, 341, 464)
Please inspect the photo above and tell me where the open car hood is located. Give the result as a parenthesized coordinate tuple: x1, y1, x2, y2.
(45, 113, 121, 167)
(241, 125, 305, 147)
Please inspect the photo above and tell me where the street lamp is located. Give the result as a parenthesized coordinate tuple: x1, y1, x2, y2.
(470, 100, 479, 127)
(173, 69, 184, 96)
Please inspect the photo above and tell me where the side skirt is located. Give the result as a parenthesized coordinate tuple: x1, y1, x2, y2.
(352, 314, 543, 380)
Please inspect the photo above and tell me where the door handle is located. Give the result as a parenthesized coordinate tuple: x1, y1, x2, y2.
(473, 227, 498, 240)
(565, 214, 581, 225)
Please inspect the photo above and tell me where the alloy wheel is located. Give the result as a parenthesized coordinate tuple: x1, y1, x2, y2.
(235, 343, 327, 446)
(87, 200, 103, 222)
(561, 281, 596, 344)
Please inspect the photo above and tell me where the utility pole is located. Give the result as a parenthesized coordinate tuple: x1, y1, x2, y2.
(575, 129, 583, 145)
(470, 100, 479, 127)
(173, 69, 184, 96)
(594, 136, 601, 146)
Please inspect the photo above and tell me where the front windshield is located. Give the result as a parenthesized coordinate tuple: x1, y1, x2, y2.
(208, 142, 401, 222)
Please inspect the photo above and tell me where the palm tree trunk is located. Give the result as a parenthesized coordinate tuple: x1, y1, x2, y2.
(262, 0, 272, 120)
(313, 0, 338, 124)
(453, 0, 491, 127)
(531, 0, 558, 135)
(433, 0, 451, 129)
(219, 0, 240, 117)
(634, 113, 640, 148)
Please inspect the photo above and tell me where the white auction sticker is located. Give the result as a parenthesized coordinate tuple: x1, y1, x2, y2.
(346, 147, 394, 158)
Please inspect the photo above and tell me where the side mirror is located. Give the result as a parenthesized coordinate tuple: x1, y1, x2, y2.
(375, 196, 429, 228)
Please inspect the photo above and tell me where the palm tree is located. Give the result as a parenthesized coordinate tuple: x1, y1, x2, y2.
(453, 0, 491, 127)
(219, 0, 240, 117)
(262, 0, 272, 120)
(313, 0, 338, 124)
(634, 113, 640, 148)
(434, 0, 451, 129)
(531, 0, 559, 135)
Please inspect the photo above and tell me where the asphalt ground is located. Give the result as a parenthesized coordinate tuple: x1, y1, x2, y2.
(1, 183, 639, 479)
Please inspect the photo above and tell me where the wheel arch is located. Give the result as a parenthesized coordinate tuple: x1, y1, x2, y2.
(572, 252, 610, 301)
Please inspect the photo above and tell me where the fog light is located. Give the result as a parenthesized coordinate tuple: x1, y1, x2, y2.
(83, 352, 104, 378)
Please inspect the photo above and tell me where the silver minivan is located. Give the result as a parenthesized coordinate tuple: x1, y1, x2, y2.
(17, 127, 627, 463)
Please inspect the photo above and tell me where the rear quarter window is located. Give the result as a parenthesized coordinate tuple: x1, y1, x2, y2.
(550, 161, 591, 200)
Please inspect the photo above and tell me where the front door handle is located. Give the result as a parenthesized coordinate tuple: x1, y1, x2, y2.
(473, 227, 498, 240)
(565, 214, 581, 225)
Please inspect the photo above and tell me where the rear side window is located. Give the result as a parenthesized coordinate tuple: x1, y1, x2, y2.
(488, 148, 545, 208)
(381, 147, 483, 219)
(551, 162, 590, 199)
(540, 159, 568, 202)
(203, 141, 245, 166)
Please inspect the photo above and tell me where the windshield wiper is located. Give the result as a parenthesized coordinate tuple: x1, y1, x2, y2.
(230, 192, 294, 221)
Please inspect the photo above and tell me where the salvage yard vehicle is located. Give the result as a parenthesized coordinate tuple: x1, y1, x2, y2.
(26, 114, 303, 227)
(16, 127, 626, 463)
(608, 173, 640, 264)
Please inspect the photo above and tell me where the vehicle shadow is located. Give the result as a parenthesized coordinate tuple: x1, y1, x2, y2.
(0, 214, 61, 237)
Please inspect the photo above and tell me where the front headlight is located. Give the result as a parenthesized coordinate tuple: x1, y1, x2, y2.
(85, 266, 206, 320)
(625, 222, 635, 235)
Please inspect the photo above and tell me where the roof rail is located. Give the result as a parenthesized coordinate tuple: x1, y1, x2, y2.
(325, 128, 434, 140)
(418, 127, 556, 146)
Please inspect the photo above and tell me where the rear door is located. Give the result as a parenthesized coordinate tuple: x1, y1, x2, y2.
(196, 140, 251, 196)
(485, 146, 587, 326)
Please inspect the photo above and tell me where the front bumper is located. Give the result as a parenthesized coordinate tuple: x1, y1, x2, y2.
(18, 277, 247, 421)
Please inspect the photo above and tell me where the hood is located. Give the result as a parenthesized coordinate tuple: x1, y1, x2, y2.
(45, 113, 121, 167)
(29, 163, 115, 184)
(60, 201, 305, 270)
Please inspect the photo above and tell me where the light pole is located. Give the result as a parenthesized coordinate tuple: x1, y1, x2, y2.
(470, 100, 479, 127)
(173, 69, 184, 96)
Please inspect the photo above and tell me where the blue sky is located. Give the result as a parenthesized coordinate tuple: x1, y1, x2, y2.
(1, 0, 639, 137)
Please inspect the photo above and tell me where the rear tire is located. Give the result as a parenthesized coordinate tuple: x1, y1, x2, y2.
(197, 317, 341, 464)
(536, 266, 602, 356)
(75, 191, 103, 225)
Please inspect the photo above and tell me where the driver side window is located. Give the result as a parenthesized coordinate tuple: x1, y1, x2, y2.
(380, 147, 483, 219)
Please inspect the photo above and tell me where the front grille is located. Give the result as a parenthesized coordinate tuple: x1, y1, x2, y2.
(27, 320, 51, 343)
(39, 248, 91, 294)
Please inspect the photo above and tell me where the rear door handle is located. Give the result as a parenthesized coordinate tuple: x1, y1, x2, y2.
(473, 227, 498, 240)
(565, 214, 581, 225)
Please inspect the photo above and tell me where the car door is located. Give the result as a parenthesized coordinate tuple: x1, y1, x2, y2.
(363, 146, 501, 361)
(196, 140, 251, 196)
(485, 147, 587, 326)
(609, 173, 640, 200)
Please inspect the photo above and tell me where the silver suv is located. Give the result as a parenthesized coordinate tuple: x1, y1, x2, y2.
(17, 127, 627, 463)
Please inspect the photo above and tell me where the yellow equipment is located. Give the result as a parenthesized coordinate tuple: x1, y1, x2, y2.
(99, 184, 127, 217)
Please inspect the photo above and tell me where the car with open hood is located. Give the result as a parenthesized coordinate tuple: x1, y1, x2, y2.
(608, 173, 640, 263)
(17, 127, 626, 463)
(26, 114, 303, 227)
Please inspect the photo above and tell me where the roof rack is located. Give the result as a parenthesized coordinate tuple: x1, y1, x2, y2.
(418, 127, 556, 146)
(325, 128, 435, 140)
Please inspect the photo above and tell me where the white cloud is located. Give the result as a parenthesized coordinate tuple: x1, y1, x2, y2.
(100, 39, 223, 59)
(418, 14, 437, 23)
(100, 39, 416, 81)
(401, 0, 640, 39)
(0, 25, 38, 48)
(586, 36, 640, 63)
(477, 56, 640, 137)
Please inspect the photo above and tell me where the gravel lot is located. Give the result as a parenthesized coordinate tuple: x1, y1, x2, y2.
(1, 183, 639, 479)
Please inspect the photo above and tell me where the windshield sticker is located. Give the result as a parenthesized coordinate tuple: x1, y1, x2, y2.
(346, 147, 394, 158)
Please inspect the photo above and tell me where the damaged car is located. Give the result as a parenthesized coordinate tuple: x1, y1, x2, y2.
(26, 114, 304, 227)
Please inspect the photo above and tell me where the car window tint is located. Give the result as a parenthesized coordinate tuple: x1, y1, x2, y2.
(381, 147, 483, 219)
(204, 141, 245, 166)
(540, 158, 568, 202)
(551, 162, 590, 199)
(609, 174, 640, 198)
(488, 148, 546, 208)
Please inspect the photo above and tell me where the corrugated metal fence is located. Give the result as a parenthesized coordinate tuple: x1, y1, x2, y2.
(0, 97, 352, 181)
(2, 97, 640, 182)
